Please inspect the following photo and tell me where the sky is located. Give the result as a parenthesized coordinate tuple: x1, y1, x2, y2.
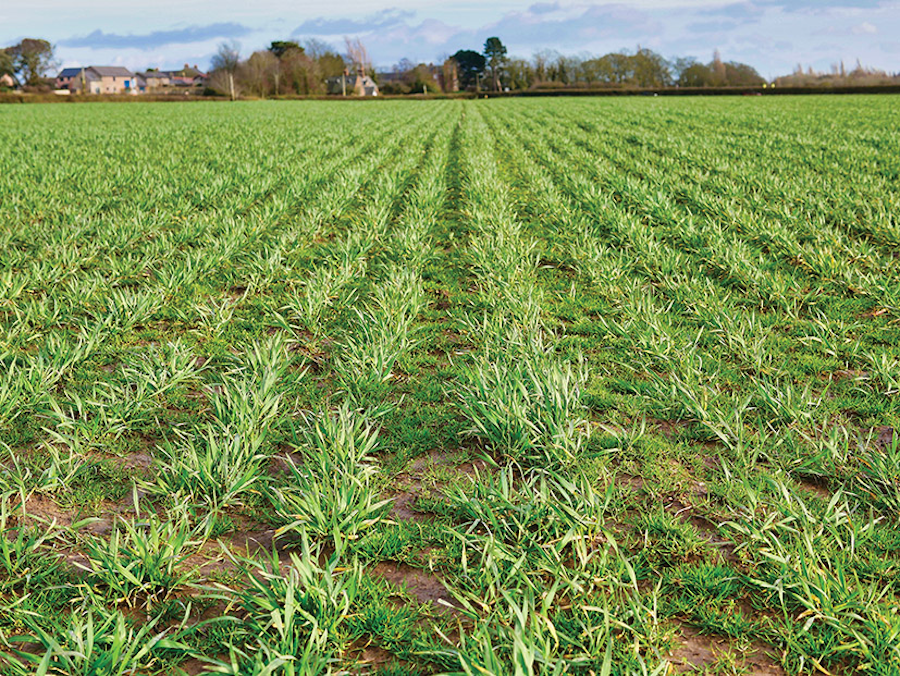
(2, 0, 898, 78)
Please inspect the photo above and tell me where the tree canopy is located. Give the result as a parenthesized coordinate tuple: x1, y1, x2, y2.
(269, 41, 303, 59)
(483, 37, 508, 91)
(0, 49, 13, 77)
(7, 39, 55, 86)
(676, 53, 765, 87)
(452, 49, 486, 89)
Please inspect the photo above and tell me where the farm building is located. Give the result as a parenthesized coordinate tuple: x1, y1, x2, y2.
(136, 71, 172, 92)
(55, 68, 83, 90)
(327, 70, 379, 96)
(68, 66, 137, 95)
(166, 64, 207, 87)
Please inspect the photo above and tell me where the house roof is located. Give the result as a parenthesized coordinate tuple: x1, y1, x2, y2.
(58, 67, 83, 78)
(171, 64, 205, 77)
(139, 71, 171, 79)
(88, 66, 135, 77)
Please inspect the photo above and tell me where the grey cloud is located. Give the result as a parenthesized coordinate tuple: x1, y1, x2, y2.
(484, 4, 661, 47)
(289, 3, 660, 59)
(528, 2, 562, 14)
(61, 23, 251, 49)
(753, 0, 891, 13)
(293, 8, 414, 36)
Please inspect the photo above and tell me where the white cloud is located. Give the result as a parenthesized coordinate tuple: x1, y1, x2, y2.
(852, 21, 877, 34)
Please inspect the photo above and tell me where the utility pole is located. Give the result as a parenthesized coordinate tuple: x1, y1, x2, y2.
(342, 69, 346, 96)
(229, 72, 235, 101)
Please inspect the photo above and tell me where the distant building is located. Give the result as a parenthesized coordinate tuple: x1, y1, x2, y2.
(136, 71, 173, 92)
(377, 63, 442, 94)
(167, 64, 207, 87)
(68, 66, 137, 95)
(55, 67, 83, 90)
(0, 73, 18, 90)
(327, 69, 379, 96)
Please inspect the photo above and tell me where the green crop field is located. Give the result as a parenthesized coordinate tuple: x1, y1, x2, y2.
(0, 96, 899, 675)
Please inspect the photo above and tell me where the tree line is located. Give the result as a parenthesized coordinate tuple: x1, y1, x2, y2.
(447, 43, 767, 91)
(207, 38, 773, 97)
(210, 35, 898, 96)
(207, 39, 348, 98)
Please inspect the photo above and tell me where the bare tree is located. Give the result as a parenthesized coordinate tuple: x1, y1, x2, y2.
(243, 50, 277, 98)
(211, 40, 241, 100)
(711, 49, 726, 86)
(344, 37, 371, 74)
(302, 39, 332, 60)
(283, 49, 321, 94)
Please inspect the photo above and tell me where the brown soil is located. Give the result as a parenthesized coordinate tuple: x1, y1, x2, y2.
(83, 515, 115, 536)
(456, 456, 491, 477)
(345, 638, 411, 673)
(176, 658, 212, 676)
(874, 426, 895, 451)
(667, 625, 784, 674)
(20, 493, 74, 526)
(691, 480, 709, 500)
(409, 448, 459, 474)
(617, 472, 645, 492)
(387, 483, 435, 522)
(266, 449, 303, 476)
(650, 417, 690, 439)
(123, 452, 154, 471)
(371, 560, 457, 611)
(224, 527, 278, 553)
(701, 454, 721, 472)
(385, 447, 492, 520)
(187, 525, 299, 576)
(795, 477, 831, 500)
(21, 476, 150, 530)
(666, 499, 737, 562)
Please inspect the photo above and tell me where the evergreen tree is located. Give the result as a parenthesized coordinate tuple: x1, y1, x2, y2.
(483, 37, 508, 91)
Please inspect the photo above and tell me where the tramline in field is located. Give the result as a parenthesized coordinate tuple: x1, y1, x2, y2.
(0, 96, 899, 674)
